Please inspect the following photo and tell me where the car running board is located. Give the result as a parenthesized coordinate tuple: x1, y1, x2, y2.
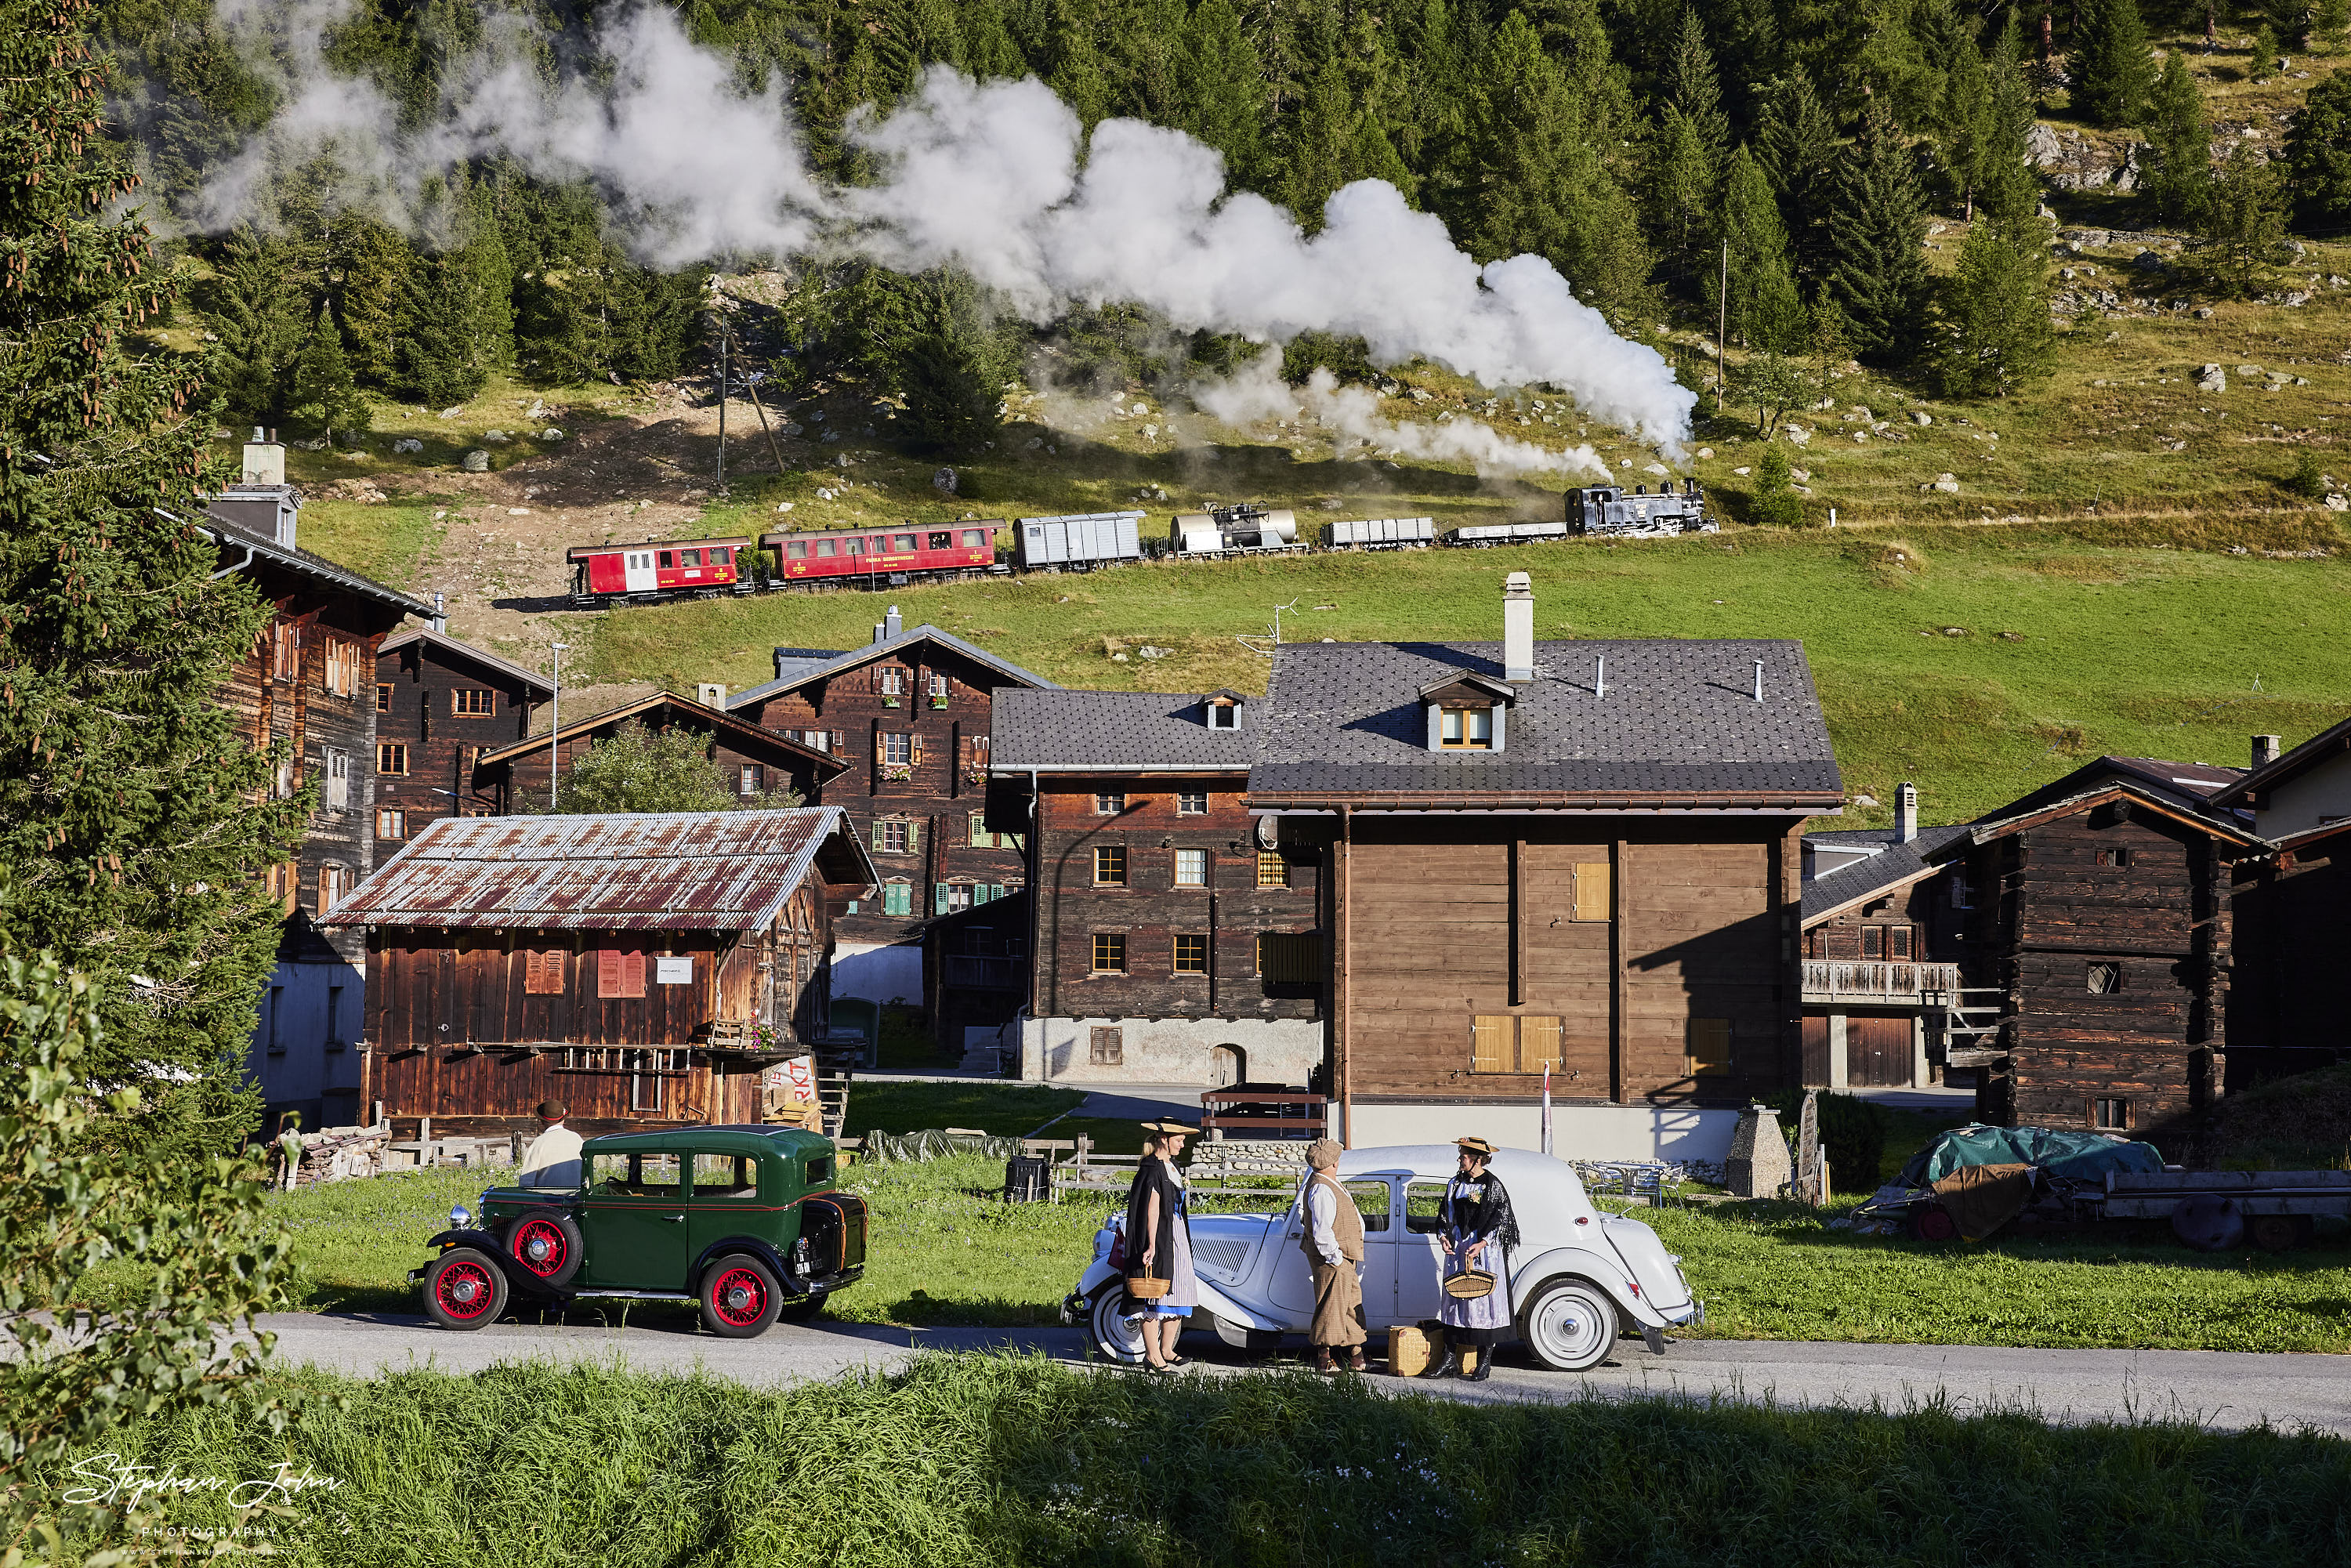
(571, 1288, 697, 1302)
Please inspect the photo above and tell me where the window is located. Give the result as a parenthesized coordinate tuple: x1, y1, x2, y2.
(1173, 934, 1209, 973)
(883, 732, 913, 766)
(968, 814, 1017, 851)
(1687, 1018, 1733, 1076)
(317, 864, 350, 913)
(1519, 1015, 1563, 1071)
(375, 683, 391, 712)
(1862, 925, 1885, 960)
(378, 742, 408, 776)
(2087, 962, 2122, 994)
(879, 667, 904, 697)
(264, 984, 284, 1053)
(1256, 851, 1288, 889)
(1176, 848, 1208, 887)
(1256, 932, 1322, 982)
(927, 672, 948, 704)
(1094, 846, 1127, 885)
(452, 689, 494, 716)
(2092, 1097, 2131, 1132)
(658, 551, 676, 568)
(589, 1149, 681, 1191)
(679, 549, 701, 567)
(712, 547, 732, 566)
(524, 949, 565, 994)
(882, 881, 913, 916)
(934, 882, 976, 914)
(1469, 1014, 1563, 1073)
(375, 806, 405, 839)
(799, 729, 831, 752)
(598, 948, 647, 998)
(961, 528, 987, 547)
(1092, 933, 1127, 973)
(1404, 1179, 1447, 1233)
(1207, 703, 1239, 731)
(874, 819, 913, 854)
(1570, 861, 1611, 922)
(786, 540, 809, 559)
(893, 533, 918, 551)
(1177, 791, 1208, 815)
(1889, 925, 1914, 961)
(928, 531, 953, 550)
(323, 637, 359, 698)
(1089, 1025, 1124, 1064)
(739, 763, 764, 796)
(324, 747, 350, 809)
(1094, 792, 1126, 815)
(270, 621, 298, 681)
(815, 539, 837, 557)
(693, 1153, 759, 1198)
(326, 983, 344, 1049)
(1440, 706, 1493, 749)
(2096, 847, 2132, 868)
(1342, 1179, 1392, 1233)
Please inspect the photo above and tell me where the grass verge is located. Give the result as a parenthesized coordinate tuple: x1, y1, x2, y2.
(48, 1356, 2351, 1566)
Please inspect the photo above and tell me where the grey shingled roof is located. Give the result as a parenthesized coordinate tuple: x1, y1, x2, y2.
(1247, 639, 1841, 802)
(379, 627, 556, 697)
(198, 515, 437, 619)
(992, 690, 1259, 772)
(726, 624, 1057, 709)
(1801, 824, 1971, 922)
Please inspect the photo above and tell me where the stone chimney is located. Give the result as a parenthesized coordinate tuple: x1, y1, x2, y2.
(241, 426, 285, 487)
(2252, 734, 2284, 770)
(1894, 781, 1918, 843)
(1502, 571, 1534, 683)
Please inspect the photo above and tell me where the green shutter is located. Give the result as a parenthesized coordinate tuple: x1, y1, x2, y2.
(935, 882, 951, 915)
(871, 820, 886, 852)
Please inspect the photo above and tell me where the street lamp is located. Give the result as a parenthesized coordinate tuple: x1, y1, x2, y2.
(549, 642, 571, 813)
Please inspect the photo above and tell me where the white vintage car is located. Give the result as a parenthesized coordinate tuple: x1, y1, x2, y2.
(1064, 1144, 1703, 1373)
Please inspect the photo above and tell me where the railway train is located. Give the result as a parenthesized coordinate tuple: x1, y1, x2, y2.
(562, 480, 1705, 607)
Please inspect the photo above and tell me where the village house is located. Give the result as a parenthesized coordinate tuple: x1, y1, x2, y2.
(324, 808, 877, 1138)
(726, 612, 1055, 1006)
(201, 434, 435, 1129)
(920, 890, 1032, 1070)
(473, 690, 844, 815)
(988, 688, 1317, 1088)
(372, 626, 553, 842)
(2210, 730, 2351, 1080)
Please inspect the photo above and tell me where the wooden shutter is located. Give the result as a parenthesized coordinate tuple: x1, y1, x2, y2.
(625, 950, 645, 995)
(1471, 1016, 1512, 1074)
(599, 949, 646, 998)
(526, 950, 564, 995)
(1571, 862, 1612, 922)
(1688, 1018, 1732, 1075)
(1518, 1016, 1563, 1072)
(908, 734, 923, 764)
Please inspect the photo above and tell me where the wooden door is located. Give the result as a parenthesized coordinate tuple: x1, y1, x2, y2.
(1801, 1016, 1831, 1086)
(1849, 1016, 1913, 1087)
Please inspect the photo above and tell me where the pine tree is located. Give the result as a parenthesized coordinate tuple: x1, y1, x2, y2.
(1651, 9, 1730, 274)
(0, 0, 305, 1135)
(1757, 70, 1841, 288)
(2286, 68, 2351, 230)
(1749, 440, 1805, 526)
(334, 218, 413, 390)
(1933, 218, 2058, 397)
(1715, 146, 1806, 350)
(392, 252, 486, 407)
(2201, 142, 2290, 298)
(2249, 24, 2280, 84)
(1281, 59, 1356, 224)
(1186, 0, 1266, 183)
(1935, 33, 1997, 217)
(896, 271, 1005, 455)
(288, 310, 369, 439)
(205, 237, 303, 425)
(2073, 0, 2157, 128)
(2143, 51, 2213, 226)
(1666, 6, 1731, 163)
(1047, 4, 1111, 132)
(1826, 108, 1934, 367)
(1977, 16, 2044, 230)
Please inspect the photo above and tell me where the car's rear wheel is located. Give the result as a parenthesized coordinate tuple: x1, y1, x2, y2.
(699, 1255, 784, 1338)
(503, 1209, 585, 1287)
(1517, 1277, 1618, 1373)
(1087, 1284, 1147, 1365)
(422, 1248, 509, 1331)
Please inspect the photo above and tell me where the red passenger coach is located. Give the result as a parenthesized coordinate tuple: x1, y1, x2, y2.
(567, 537, 752, 605)
(760, 522, 1005, 588)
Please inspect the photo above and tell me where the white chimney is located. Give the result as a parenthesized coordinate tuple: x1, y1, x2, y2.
(2252, 734, 2283, 769)
(1895, 782, 1918, 843)
(1502, 572, 1534, 683)
(431, 592, 447, 636)
(885, 605, 904, 639)
(697, 682, 726, 708)
(872, 621, 888, 645)
(241, 426, 285, 487)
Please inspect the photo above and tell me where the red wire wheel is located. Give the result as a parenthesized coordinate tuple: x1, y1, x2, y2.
(698, 1255, 784, 1338)
(502, 1209, 584, 1286)
(422, 1248, 509, 1330)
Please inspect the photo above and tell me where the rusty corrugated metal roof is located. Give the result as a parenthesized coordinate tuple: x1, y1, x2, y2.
(322, 808, 874, 931)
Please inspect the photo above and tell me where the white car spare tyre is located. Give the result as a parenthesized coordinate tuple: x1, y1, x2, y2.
(1087, 1286, 1148, 1365)
(1518, 1277, 1620, 1373)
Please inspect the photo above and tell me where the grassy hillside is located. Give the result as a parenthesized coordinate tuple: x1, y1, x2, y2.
(587, 514, 2351, 831)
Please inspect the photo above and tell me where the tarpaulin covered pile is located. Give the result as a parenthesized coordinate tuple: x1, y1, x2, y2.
(857, 1128, 1027, 1164)
(1896, 1124, 2164, 1189)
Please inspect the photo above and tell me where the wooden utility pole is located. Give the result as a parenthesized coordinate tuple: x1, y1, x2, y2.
(726, 318, 789, 475)
(715, 302, 729, 491)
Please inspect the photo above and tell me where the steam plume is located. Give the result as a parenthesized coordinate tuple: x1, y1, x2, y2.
(183, 2, 1694, 456)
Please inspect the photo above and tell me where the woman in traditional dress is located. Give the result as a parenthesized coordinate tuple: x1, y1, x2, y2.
(1427, 1136, 1519, 1382)
(1122, 1120, 1200, 1374)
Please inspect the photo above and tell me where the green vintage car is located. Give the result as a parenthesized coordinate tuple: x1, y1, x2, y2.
(412, 1125, 868, 1338)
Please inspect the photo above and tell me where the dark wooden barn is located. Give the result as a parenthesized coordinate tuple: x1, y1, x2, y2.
(373, 627, 553, 842)
(473, 690, 844, 815)
(324, 808, 878, 1138)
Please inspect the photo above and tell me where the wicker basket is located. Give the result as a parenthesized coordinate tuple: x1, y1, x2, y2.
(1442, 1269, 1496, 1301)
(1125, 1275, 1172, 1301)
(1388, 1324, 1434, 1377)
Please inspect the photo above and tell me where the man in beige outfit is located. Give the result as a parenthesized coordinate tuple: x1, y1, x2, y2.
(1301, 1139, 1367, 1374)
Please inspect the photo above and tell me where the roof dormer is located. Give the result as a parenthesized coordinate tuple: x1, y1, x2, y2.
(1202, 688, 1249, 731)
(1418, 672, 1515, 754)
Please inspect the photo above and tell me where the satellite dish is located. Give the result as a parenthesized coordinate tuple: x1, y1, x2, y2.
(2171, 1193, 2245, 1252)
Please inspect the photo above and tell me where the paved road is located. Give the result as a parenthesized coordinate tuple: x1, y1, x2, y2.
(257, 1313, 2351, 1434)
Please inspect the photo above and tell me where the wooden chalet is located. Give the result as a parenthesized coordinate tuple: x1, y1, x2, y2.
(201, 440, 437, 1130)
(323, 808, 878, 1138)
(726, 611, 1056, 1008)
(374, 627, 553, 842)
(2212, 729, 2351, 1080)
(473, 690, 844, 814)
(921, 890, 1032, 1070)
(988, 689, 1319, 1088)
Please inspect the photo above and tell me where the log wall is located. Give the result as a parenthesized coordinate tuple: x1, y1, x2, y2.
(375, 639, 542, 838)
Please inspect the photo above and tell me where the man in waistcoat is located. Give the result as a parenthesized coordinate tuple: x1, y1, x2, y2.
(1301, 1139, 1367, 1374)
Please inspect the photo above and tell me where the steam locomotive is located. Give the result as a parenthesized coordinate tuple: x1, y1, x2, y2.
(562, 480, 1705, 607)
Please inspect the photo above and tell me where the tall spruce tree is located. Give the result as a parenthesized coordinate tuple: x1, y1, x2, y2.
(2287, 69, 2351, 229)
(896, 271, 1005, 454)
(1933, 217, 2058, 397)
(1758, 70, 1842, 288)
(206, 236, 304, 425)
(1825, 108, 1934, 367)
(1186, 0, 1267, 183)
(1935, 32, 1998, 217)
(288, 308, 368, 439)
(2143, 51, 2213, 226)
(1715, 145, 1806, 349)
(2201, 141, 2290, 296)
(1651, 9, 1731, 276)
(0, 0, 305, 1138)
(1977, 16, 2043, 229)
(2073, 0, 2157, 128)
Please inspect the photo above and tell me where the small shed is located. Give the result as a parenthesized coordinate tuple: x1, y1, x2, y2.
(325, 808, 878, 1138)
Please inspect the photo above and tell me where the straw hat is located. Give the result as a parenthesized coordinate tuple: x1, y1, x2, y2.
(1455, 1136, 1498, 1159)
(1141, 1120, 1200, 1137)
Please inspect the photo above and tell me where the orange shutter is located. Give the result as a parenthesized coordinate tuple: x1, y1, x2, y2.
(625, 950, 646, 996)
(598, 949, 621, 996)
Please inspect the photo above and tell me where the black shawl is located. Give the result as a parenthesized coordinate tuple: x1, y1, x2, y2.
(1121, 1154, 1189, 1281)
(1440, 1168, 1521, 1252)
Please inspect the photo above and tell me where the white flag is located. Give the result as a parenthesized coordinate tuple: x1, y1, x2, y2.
(1541, 1063, 1554, 1156)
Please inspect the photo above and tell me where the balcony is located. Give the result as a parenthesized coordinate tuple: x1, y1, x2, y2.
(1801, 960, 1960, 1006)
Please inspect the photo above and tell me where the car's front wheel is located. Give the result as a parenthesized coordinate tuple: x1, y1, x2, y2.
(1517, 1277, 1619, 1373)
(1086, 1284, 1147, 1365)
(422, 1248, 509, 1331)
(699, 1255, 784, 1338)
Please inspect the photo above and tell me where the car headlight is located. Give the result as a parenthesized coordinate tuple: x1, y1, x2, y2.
(451, 1204, 473, 1229)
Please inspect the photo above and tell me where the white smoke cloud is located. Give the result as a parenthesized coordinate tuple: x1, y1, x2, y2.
(1194, 355, 1612, 480)
(183, 3, 1694, 452)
